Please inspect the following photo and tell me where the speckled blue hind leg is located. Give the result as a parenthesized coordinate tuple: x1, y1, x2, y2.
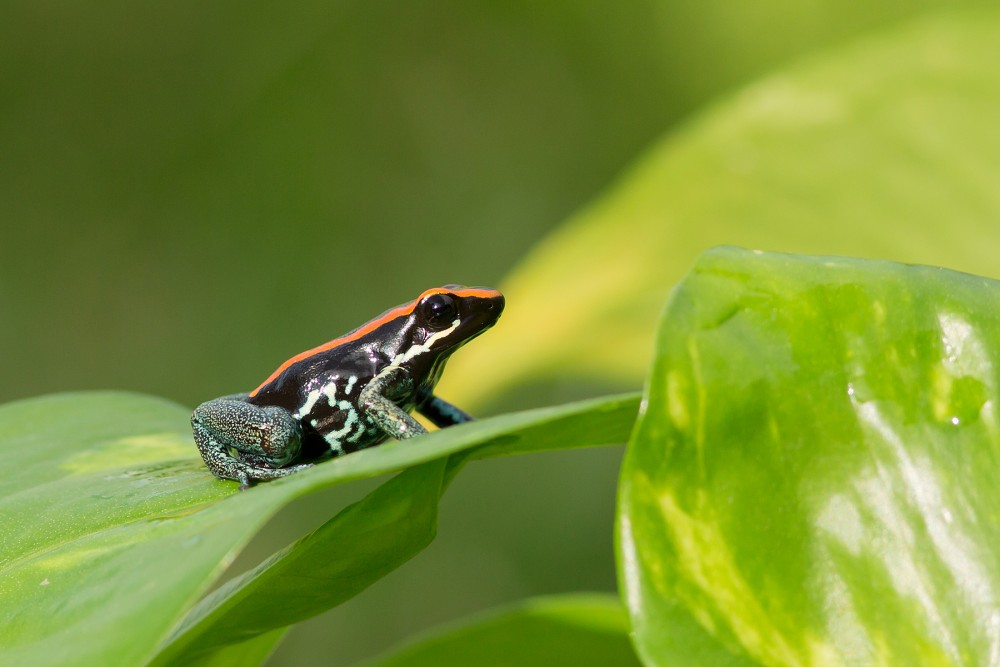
(192, 396, 312, 489)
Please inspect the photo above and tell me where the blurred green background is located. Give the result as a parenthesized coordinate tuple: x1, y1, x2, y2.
(0, 1, 988, 664)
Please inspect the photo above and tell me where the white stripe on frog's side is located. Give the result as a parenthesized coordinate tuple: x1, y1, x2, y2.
(387, 319, 460, 368)
(295, 387, 324, 419)
(347, 418, 367, 443)
(323, 399, 363, 454)
(293, 375, 368, 454)
(323, 381, 338, 406)
(295, 375, 357, 419)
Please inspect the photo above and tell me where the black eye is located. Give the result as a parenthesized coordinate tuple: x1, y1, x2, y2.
(421, 294, 458, 328)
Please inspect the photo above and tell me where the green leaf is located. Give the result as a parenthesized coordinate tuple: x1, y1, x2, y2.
(619, 247, 1000, 665)
(184, 629, 288, 667)
(153, 460, 448, 665)
(158, 392, 638, 664)
(361, 594, 641, 667)
(0, 393, 232, 667)
(442, 8, 1000, 408)
(0, 391, 637, 666)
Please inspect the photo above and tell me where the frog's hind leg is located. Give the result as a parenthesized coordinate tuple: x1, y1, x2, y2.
(192, 397, 311, 489)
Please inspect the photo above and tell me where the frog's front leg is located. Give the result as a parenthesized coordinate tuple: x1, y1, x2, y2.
(192, 395, 312, 489)
(417, 391, 474, 428)
(359, 367, 428, 440)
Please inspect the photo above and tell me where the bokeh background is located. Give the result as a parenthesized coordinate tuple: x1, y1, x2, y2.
(1, 1, 991, 664)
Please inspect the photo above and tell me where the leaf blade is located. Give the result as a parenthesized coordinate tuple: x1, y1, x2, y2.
(362, 594, 641, 667)
(157, 393, 639, 663)
(619, 248, 1000, 665)
(153, 460, 447, 665)
(0, 391, 637, 665)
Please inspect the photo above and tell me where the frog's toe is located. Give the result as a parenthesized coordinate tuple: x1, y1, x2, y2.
(237, 473, 253, 491)
(239, 462, 312, 485)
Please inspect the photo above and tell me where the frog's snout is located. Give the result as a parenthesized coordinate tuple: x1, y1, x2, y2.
(479, 291, 505, 325)
(484, 293, 504, 313)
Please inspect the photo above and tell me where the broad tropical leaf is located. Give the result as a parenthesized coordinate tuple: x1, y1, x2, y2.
(362, 594, 640, 667)
(619, 248, 1000, 665)
(0, 392, 637, 665)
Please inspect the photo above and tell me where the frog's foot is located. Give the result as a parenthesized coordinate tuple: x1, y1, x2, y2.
(195, 434, 312, 490)
(192, 398, 307, 487)
(233, 463, 313, 491)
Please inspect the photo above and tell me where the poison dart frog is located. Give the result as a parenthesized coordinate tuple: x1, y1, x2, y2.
(192, 286, 504, 489)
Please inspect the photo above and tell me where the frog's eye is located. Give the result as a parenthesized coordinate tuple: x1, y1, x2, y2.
(420, 293, 458, 329)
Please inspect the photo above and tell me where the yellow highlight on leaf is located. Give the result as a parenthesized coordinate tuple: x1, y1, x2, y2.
(61, 433, 195, 475)
(656, 489, 821, 667)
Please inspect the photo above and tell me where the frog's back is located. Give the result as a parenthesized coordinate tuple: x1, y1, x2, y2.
(248, 337, 381, 409)
(249, 338, 389, 456)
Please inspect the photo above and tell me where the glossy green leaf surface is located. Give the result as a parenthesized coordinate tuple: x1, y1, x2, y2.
(0, 391, 637, 666)
(187, 630, 288, 667)
(153, 460, 448, 665)
(443, 8, 1000, 408)
(362, 594, 640, 667)
(619, 248, 1000, 665)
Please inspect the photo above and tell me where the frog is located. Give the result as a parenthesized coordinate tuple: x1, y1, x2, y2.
(192, 285, 504, 489)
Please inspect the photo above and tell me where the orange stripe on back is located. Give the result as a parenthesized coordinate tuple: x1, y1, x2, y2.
(249, 286, 499, 397)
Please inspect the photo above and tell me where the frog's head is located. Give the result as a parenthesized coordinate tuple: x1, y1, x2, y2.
(394, 285, 504, 383)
